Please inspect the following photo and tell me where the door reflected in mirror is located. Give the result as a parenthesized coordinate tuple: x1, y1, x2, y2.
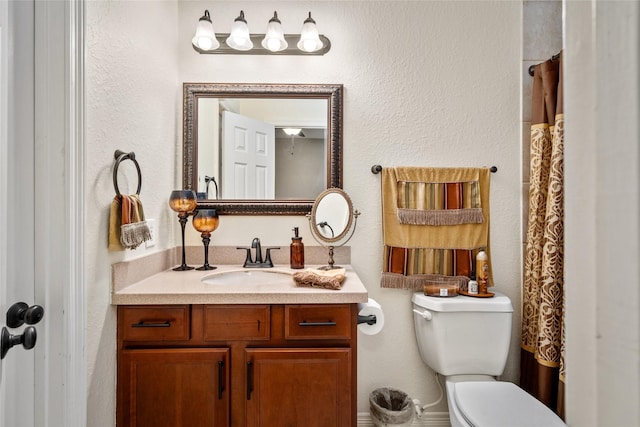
(197, 98, 327, 200)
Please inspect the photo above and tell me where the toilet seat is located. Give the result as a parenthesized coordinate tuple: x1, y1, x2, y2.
(454, 381, 565, 427)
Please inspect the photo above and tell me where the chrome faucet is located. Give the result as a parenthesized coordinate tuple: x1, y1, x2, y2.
(237, 238, 280, 268)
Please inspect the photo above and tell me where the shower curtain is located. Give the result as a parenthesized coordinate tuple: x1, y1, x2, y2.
(520, 53, 564, 419)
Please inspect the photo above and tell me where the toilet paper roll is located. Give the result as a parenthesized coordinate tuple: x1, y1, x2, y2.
(357, 298, 385, 335)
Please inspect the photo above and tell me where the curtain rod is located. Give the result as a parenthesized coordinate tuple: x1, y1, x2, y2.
(528, 51, 561, 77)
(371, 165, 497, 174)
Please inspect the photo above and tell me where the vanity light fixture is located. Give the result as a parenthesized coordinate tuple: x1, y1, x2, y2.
(226, 10, 253, 51)
(191, 9, 331, 55)
(261, 12, 287, 52)
(192, 10, 219, 51)
(297, 12, 324, 53)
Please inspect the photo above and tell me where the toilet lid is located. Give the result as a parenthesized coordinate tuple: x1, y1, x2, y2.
(454, 382, 565, 427)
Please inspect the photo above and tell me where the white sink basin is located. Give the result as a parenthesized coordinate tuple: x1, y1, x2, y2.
(202, 269, 293, 286)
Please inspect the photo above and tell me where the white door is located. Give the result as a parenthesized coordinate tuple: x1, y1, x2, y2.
(1, 1, 85, 426)
(0, 2, 38, 425)
(221, 110, 275, 199)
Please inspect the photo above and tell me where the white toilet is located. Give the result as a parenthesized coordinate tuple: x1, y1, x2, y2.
(412, 291, 565, 427)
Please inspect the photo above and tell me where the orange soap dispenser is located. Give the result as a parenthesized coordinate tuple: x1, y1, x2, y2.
(290, 227, 305, 269)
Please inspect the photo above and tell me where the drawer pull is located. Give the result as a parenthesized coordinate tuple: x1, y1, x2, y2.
(246, 361, 254, 400)
(299, 321, 337, 327)
(131, 321, 171, 328)
(218, 361, 225, 399)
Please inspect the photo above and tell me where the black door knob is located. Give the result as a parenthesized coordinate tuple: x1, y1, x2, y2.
(0, 326, 37, 359)
(6, 302, 44, 328)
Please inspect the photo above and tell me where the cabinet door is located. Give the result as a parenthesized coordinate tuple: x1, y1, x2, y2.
(118, 348, 229, 427)
(245, 348, 351, 427)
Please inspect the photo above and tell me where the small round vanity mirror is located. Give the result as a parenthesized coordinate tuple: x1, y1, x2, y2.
(310, 188, 354, 243)
(308, 188, 359, 269)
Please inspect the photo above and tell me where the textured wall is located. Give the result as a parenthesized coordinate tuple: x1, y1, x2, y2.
(86, 1, 522, 424)
(85, 2, 180, 424)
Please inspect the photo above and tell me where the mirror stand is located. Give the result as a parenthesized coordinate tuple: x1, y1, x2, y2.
(307, 210, 360, 270)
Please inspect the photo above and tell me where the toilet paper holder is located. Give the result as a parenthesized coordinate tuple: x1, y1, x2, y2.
(357, 314, 377, 325)
(357, 298, 384, 335)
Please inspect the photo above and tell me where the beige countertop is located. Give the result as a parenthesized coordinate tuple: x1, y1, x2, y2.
(112, 264, 369, 305)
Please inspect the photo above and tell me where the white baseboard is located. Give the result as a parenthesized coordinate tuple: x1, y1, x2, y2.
(357, 411, 451, 427)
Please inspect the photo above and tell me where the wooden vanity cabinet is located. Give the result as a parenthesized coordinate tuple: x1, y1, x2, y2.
(118, 347, 230, 426)
(117, 305, 230, 427)
(117, 303, 358, 427)
(245, 348, 351, 426)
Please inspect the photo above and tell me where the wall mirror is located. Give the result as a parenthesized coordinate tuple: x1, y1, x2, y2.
(183, 83, 343, 215)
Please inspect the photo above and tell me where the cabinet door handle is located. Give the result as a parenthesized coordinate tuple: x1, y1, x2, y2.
(131, 321, 171, 328)
(217, 361, 225, 399)
(246, 361, 253, 400)
(298, 321, 337, 327)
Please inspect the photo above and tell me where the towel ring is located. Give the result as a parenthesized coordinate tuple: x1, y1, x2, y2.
(113, 150, 142, 196)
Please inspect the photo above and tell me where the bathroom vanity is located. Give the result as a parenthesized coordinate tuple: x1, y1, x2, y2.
(113, 263, 367, 427)
(112, 81, 362, 425)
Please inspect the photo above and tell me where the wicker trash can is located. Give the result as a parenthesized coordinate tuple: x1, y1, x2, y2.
(369, 387, 414, 427)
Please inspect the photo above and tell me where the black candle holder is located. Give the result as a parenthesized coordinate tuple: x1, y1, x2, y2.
(169, 190, 197, 271)
(192, 209, 219, 270)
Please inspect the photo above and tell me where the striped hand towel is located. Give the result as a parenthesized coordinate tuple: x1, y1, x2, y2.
(380, 167, 493, 290)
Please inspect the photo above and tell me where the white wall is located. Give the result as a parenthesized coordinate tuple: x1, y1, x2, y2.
(86, 1, 522, 424)
(275, 136, 325, 199)
(197, 97, 219, 195)
(85, 1, 180, 423)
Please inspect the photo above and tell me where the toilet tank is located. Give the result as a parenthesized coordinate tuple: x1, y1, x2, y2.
(412, 291, 514, 376)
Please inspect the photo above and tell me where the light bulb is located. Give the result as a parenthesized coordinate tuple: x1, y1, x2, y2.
(267, 38, 282, 51)
(226, 10, 253, 51)
(191, 10, 219, 51)
(297, 12, 323, 53)
(261, 11, 288, 52)
(303, 39, 317, 52)
(196, 36, 214, 51)
(282, 128, 302, 136)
